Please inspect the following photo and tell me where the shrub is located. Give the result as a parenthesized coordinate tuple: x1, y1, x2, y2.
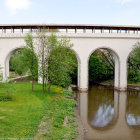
(128, 69, 140, 83)
(0, 95, 12, 102)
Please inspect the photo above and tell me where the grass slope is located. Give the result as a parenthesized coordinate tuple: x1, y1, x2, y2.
(0, 82, 77, 139)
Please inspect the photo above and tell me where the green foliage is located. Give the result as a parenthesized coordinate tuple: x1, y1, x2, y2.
(48, 36, 77, 88)
(128, 69, 140, 83)
(128, 42, 140, 83)
(0, 81, 15, 102)
(89, 56, 108, 81)
(70, 55, 78, 84)
(0, 83, 47, 138)
(88, 49, 115, 82)
(37, 31, 54, 92)
(10, 50, 29, 76)
(0, 95, 12, 102)
(0, 65, 3, 82)
(42, 95, 77, 140)
(23, 34, 38, 81)
(128, 42, 140, 71)
(63, 89, 74, 97)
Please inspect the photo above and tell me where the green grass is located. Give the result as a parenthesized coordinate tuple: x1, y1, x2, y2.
(39, 95, 77, 140)
(0, 82, 77, 139)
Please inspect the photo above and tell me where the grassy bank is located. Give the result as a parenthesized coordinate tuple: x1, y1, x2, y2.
(0, 82, 77, 139)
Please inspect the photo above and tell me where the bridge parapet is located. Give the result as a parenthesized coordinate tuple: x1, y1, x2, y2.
(1, 32, 140, 39)
(0, 24, 140, 34)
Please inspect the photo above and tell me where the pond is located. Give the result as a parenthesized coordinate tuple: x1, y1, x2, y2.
(77, 85, 140, 140)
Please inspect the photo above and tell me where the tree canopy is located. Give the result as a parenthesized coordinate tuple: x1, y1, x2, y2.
(48, 36, 77, 88)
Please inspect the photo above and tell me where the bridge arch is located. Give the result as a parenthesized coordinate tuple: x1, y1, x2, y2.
(4, 46, 24, 80)
(4, 45, 82, 87)
(87, 46, 120, 90)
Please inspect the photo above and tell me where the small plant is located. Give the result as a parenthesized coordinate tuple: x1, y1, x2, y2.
(0, 65, 3, 82)
(3, 80, 16, 99)
(63, 89, 74, 97)
(0, 95, 12, 102)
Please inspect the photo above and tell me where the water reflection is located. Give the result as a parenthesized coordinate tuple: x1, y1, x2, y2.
(78, 85, 140, 140)
(88, 86, 115, 128)
(127, 114, 140, 126)
(91, 104, 114, 127)
(126, 90, 140, 126)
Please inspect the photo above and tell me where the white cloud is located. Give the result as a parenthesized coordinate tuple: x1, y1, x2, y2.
(116, 0, 134, 4)
(5, 0, 31, 15)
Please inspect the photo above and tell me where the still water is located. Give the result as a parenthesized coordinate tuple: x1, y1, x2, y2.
(78, 85, 140, 140)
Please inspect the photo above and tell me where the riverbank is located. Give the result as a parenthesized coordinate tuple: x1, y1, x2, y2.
(69, 85, 86, 140)
(96, 80, 140, 90)
(0, 82, 79, 139)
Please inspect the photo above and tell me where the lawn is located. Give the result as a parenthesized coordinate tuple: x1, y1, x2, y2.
(0, 82, 77, 139)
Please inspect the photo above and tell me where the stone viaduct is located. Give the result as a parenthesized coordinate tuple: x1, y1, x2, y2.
(0, 24, 140, 91)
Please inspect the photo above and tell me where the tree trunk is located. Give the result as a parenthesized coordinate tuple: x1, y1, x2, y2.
(45, 80, 47, 92)
(48, 84, 51, 93)
(32, 80, 34, 91)
(43, 77, 45, 92)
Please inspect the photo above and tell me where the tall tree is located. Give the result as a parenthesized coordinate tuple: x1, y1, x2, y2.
(128, 42, 140, 71)
(37, 31, 77, 92)
(37, 30, 49, 92)
(128, 42, 140, 83)
(47, 37, 77, 91)
(23, 33, 38, 91)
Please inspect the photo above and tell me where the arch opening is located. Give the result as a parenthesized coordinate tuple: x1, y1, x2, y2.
(5, 48, 31, 81)
(5, 46, 38, 83)
(88, 47, 120, 89)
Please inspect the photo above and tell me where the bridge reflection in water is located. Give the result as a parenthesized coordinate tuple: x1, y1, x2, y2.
(78, 85, 140, 140)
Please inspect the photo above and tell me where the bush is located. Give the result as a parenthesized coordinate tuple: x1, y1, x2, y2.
(0, 95, 12, 102)
(63, 89, 74, 96)
(48, 38, 77, 88)
(128, 69, 140, 83)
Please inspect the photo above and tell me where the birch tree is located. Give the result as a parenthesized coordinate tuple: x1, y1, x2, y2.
(23, 34, 38, 91)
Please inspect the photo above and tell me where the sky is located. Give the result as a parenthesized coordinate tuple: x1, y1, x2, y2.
(0, 0, 140, 25)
